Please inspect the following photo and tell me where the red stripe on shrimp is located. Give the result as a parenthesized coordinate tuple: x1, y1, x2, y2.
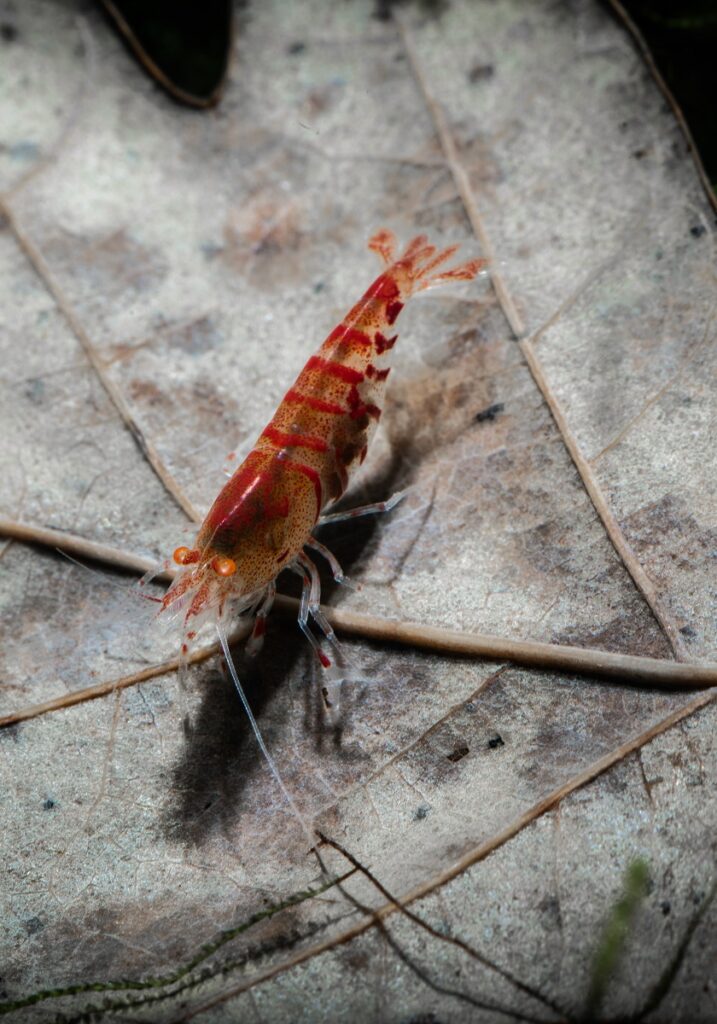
(262, 426, 329, 452)
(305, 355, 364, 384)
(204, 463, 291, 535)
(367, 273, 400, 301)
(326, 325, 373, 349)
(366, 364, 390, 382)
(385, 301, 403, 325)
(347, 385, 381, 422)
(284, 389, 345, 415)
(374, 332, 397, 354)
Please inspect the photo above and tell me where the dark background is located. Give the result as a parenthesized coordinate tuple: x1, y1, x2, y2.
(619, 0, 717, 190)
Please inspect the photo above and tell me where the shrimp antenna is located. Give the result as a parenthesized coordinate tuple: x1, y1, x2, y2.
(215, 619, 319, 856)
(56, 549, 162, 604)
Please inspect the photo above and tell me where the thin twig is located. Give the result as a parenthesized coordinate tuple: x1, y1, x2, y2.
(395, 11, 688, 661)
(1, 653, 193, 729)
(328, 606, 714, 687)
(182, 836, 559, 1024)
(1, 517, 716, 732)
(0, 203, 201, 523)
(0, 517, 168, 578)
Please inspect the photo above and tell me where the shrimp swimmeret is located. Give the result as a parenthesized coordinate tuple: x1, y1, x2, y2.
(160, 229, 484, 828)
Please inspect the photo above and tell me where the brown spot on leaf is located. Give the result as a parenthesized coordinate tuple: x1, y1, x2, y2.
(302, 85, 335, 118)
(223, 190, 304, 289)
(623, 494, 717, 587)
(556, 613, 672, 660)
(468, 63, 494, 83)
(164, 315, 222, 356)
(46, 228, 167, 301)
(128, 378, 169, 408)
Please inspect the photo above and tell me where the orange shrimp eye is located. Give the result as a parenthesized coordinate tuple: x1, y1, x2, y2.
(211, 555, 237, 577)
(173, 546, 199, 566)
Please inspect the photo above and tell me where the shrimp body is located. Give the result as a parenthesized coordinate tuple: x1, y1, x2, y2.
(162, 230, 484, 653)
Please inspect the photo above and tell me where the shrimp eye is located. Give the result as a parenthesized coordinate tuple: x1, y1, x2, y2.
(212, 555, 237, 577)
(173, 546, 199, 565)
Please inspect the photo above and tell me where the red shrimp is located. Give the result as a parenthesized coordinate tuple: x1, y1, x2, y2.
(157, 229, 484, 835)
(161, 229, 484, 674)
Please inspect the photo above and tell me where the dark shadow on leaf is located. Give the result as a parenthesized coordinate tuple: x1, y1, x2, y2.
(158, 632, 301, 847)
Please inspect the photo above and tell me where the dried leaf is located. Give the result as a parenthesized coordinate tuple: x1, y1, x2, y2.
(0, 1, 715, 1020)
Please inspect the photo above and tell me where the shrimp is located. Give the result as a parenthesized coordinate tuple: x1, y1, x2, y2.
(159, 230, 483, 831)
(162, 230, 482, 652)
(162, 230, 484, 662)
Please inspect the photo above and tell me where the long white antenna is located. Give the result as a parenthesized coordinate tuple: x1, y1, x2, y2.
(215, 621, 318, 854)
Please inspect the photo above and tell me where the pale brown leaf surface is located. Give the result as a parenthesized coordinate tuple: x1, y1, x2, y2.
(0, 1, 715, 1021)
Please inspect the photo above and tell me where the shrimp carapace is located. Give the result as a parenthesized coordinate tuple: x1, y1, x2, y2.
(161, 230, 485, 650)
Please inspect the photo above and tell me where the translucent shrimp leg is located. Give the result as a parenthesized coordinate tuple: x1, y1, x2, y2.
(304, 537, 358, 590)
(317, 489, 406, 526)
(138, 560, 171, 589)
(297, 551, 343, 656)
(290, 561, 330, 667)
(289, 553, 344, 669)
(245, 580, 276, 657)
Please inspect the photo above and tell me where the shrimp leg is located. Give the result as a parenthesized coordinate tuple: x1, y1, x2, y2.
(304, 537, 358, 590)
(245, 580, 276, 657)
(297, 552, 343, 653)
(318, 489, 406, 526)
(289, 552, 344, 668)
(290, 561, 330, 667)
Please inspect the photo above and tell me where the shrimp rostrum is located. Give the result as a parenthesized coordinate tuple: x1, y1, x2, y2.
(162, 230, 484, 676)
